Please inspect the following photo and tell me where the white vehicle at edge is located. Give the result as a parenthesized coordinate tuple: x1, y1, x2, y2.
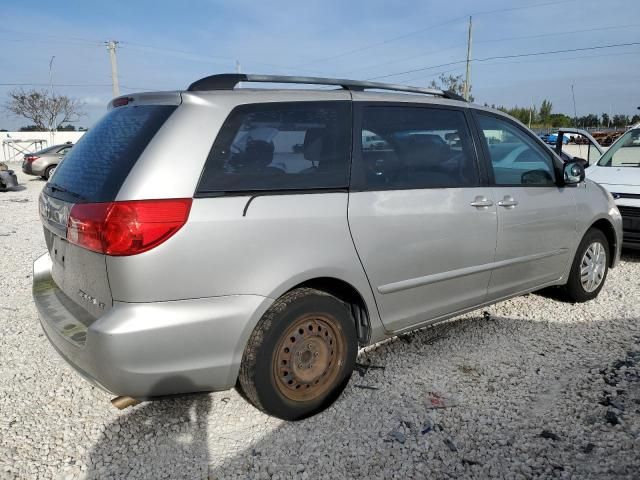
(586, 124, 640, 248)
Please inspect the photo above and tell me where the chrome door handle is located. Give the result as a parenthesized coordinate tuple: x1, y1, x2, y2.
(470, 196, 494, 208)
(498, 196, 518, 208)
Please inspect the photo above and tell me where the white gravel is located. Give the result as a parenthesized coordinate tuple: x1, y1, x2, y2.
(1, 170, 639, 479)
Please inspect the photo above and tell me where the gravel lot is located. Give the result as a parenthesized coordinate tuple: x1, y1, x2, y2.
(1, 171, 639, 479)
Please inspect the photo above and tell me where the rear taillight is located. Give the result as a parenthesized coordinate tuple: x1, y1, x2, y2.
(25, 155, 40, 163)
(66, 199, 192, 256)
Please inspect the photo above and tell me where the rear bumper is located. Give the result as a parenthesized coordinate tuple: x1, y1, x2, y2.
(33, 253, 273, 398)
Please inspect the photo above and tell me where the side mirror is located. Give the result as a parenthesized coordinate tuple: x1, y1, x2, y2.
(572, 156, 589, 169)
(563, 161, 585, 185)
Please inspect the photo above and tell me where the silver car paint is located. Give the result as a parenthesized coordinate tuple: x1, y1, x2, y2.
(348, 187, 498, 332)
(33, 88, 623, 398)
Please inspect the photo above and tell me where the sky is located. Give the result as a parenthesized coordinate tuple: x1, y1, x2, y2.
(1, 0, 639, 130)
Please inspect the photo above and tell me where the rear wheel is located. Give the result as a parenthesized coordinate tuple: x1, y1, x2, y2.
(44, 165, 56, 180)
(563, 228, 609, 302)
(238, 288, 357, 420)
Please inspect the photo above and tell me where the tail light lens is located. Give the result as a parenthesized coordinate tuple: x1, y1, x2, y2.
(25, 155, 40, 163)
(67, 199, 192, 256)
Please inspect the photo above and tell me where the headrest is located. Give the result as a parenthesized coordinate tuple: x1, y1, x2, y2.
(303, 128, 326, 162)
(244, 139, 274, 167)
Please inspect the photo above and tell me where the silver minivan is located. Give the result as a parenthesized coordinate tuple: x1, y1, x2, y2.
(33, 74, 622, 420)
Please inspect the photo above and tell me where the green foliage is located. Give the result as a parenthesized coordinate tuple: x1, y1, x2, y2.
(539, 100, 553, 125)
(428, 74, 474, 102)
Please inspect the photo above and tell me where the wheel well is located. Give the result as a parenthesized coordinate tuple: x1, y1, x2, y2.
(590, 219, 617, 267)
(294, 277, 371, 346)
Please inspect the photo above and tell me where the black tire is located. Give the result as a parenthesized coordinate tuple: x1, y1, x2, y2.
(238, 287, 358, 420)
(44, 165, 56, 180)
(563, 228, 609, 302)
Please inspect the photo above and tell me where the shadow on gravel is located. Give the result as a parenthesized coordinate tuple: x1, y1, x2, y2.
(1, 184, 26, 192)
(621, 249, 640, 263)
(204, 315, 640, 478)
(85, 378, 211, 479)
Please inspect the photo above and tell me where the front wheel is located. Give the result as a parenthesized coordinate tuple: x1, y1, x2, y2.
(564, 228, 609, 302)
(238, 288, 358, 420)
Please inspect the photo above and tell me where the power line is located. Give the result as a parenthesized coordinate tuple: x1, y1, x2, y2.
(473, 41, 640, 63)
(475, 23, 640, 45)
(120, 41, 323, 75)
(368, 40, 640, 81)
(297, 0, 580, 66)
(341, 21, 639, 78)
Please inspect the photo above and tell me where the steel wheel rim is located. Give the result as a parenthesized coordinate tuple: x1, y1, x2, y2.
(580, 241, 606, 292)
(273, 313, 345, 402)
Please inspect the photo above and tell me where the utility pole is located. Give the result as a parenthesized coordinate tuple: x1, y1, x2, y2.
(463, 16, 472, 102)
(528, 97, 533, 129)
(236, 60, 242, 88)
(106, 40, 120, 98)
(48, 56, 55, 98)
(571, 84, 578, 129)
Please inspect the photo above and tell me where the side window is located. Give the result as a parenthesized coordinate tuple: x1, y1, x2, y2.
(477, 114, 556, 186)
(197, 102, 351, 193)
(359, 106, 479, 189)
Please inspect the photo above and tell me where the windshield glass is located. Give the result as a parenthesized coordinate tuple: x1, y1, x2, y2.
(597, 129, 640, 167)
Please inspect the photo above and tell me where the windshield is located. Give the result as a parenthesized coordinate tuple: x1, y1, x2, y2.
(597, 129, 640, 167)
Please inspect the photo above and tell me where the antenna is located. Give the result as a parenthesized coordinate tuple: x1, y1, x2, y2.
(571, 84, 578, 128)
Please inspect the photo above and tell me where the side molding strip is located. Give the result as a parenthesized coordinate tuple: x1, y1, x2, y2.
(377, 249, 569, 294)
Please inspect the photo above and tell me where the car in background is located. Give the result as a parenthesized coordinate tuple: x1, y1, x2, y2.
(549, 128, 604, 166)
(586, 125, 640, 249)
(545, 132, 571, 145)
(22, 142, 73, 180)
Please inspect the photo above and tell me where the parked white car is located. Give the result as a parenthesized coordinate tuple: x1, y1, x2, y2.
(586, 125, 640, 248)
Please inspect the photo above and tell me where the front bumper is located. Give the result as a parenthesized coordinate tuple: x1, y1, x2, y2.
(33, 253, 273, 397)
(617, 205, 640, 249)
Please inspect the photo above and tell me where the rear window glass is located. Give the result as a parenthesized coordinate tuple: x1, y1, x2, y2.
(197, 102, 351, 194)
(46, 105, 175, 202)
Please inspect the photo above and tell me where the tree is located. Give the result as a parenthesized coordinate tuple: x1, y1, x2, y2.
(601, 113, 610, 127)
(428, 74, 474, 102)
(612, 114, 629, 128)
(631, 114, 640, 125)
(4, 89, 84, 132)
(57, 124, 77, 131)
(19, 125, 44, 132)
(538, 99, 553, 126)
(549, 113, 573, 128)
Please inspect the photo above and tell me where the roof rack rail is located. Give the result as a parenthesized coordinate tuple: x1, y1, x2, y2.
(186, 73, 466, 101)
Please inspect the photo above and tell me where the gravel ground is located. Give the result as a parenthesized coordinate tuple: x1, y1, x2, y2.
(1, 171, 639, 479)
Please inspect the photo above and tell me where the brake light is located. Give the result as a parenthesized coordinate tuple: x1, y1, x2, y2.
(66, 199, 192, 256)
(25, 155, 40, 163)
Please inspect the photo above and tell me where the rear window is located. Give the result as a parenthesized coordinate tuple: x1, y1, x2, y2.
(46, 105, 175, 202)
(197, 102, 351, 194)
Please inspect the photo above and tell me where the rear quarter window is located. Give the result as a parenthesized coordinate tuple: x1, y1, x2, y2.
(197, 101, 351, 194)
(46, 105, 176, 202)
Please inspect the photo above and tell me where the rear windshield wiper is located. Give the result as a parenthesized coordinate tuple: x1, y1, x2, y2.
(48, 183, 86, 201)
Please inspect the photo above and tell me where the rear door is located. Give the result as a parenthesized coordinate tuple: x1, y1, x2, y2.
(473, 111, 576, 299)
(348, 103, 498, 332)
(40, 102, 177, 318)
